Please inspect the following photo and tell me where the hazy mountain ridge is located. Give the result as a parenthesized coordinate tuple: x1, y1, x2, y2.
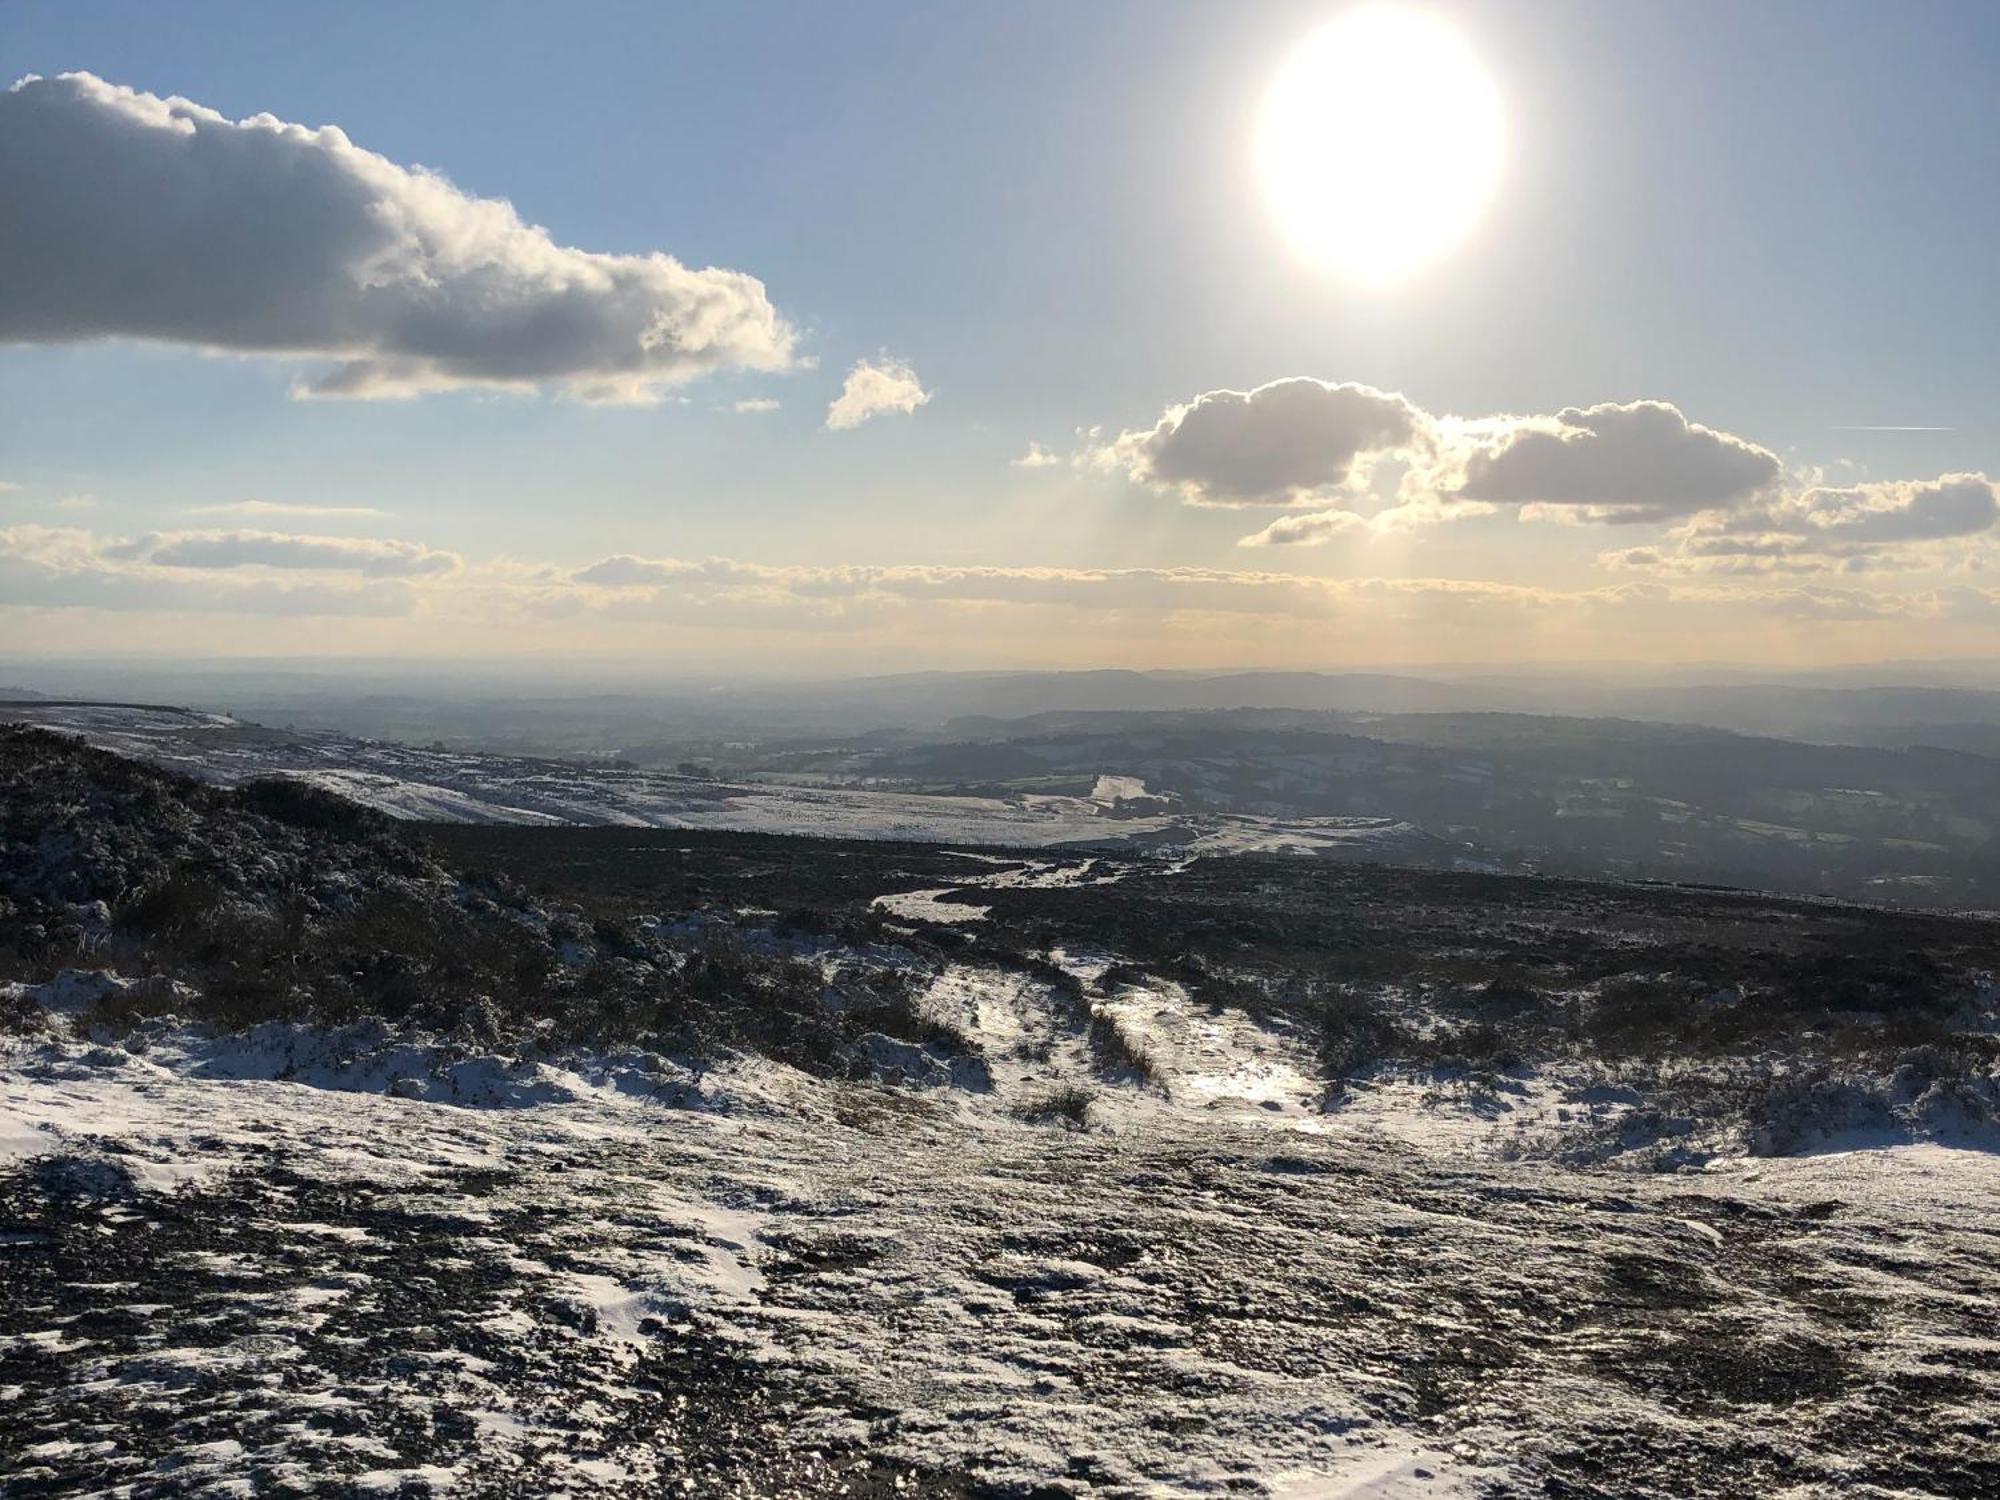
(13, 697, 2000, 908)
(669, 711, 2000, 908)
(22, 663, 2000, 757)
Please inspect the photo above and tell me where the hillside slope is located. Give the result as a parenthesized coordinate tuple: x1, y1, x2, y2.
(4, 729, 1999, 1498)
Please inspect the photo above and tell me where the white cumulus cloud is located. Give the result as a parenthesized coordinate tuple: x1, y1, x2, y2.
(825, 356, 930, 431)
(1097, 383, 1784, 529)
(1450, 400, 1781, 523)
(1236, 510, 1374, 548)
(0, 72, 796, 403)
(1099, 379, 1423, 508)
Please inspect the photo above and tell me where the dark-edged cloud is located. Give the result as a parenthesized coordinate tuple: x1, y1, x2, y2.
(1100, 379, 1423, 507)
(1453, 401, 1781, 522)
(1784, 474, 1997, 547)
(1097, 383, 1782, 529)
(103, 529, 461, 577)
(1605, 473, 1998, 575)
(0, 72, 795, 402)
(0, 526, 418, 615)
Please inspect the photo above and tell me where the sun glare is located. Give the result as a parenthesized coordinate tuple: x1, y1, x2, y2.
(1258, 6, 1504, 281)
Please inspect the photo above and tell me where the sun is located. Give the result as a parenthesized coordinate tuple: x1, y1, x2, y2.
(1257, 6, 1504, 282)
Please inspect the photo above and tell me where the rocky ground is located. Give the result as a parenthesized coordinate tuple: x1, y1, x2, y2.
(4, 727, 2000, 1498)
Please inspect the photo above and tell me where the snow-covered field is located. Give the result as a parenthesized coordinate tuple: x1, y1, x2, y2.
(6, 952, 1998, 1498)
(6, 704, 2000, 1497)
(0, 703, 1443, 859)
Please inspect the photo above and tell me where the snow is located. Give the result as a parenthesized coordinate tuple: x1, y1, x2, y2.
(352, 1466, 458, 1495)
(1083, 966, 1330, 1128)
(872, 887, 991, 924)
(2, 702, 1443, 859)
(8, 958, 1999, 1496)
(1268, 1445, 1499, 1498)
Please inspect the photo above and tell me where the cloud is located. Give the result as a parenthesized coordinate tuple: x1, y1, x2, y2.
(1095, 383, 1778, 529)
(1750, 585, 1922, 621)
(564, 552, 1568, 622)
(1234, 496, 1495, 548)
(1011, 441, 1061, 468)
(1452, 401, 1781, 522)
(573, 554, 708, 588)
(186, 500, 392, 519)
(1606, 473, 1998, 575)
(1099, 379, 1423, 507)
(1236, 510, 1373, 548)
(560, 554, 1987, 642)
(0, 72, 795, 402)
(731, 397, 781, 415)
(1784, 473, 1998, 547)
(103, 528, 461, 577)
(824, 356, 930, 430)
(1599, 547, 1664, 571)
(1600, 544, 1833, 578)
(1, 487, 100, 513)
(7, 521, 1988, 652)
(0, 525, 417, 616)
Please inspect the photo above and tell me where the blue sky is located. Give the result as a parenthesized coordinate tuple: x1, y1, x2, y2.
(1, 1, 1996, 666)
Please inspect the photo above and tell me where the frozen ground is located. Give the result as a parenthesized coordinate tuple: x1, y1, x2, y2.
(0, 703, 1445, 861)
(5, 719, 1999, 1497)
(5, 952, 1999, 1499)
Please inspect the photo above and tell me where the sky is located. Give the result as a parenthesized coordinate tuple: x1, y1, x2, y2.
(1, 0, 1996, 671)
